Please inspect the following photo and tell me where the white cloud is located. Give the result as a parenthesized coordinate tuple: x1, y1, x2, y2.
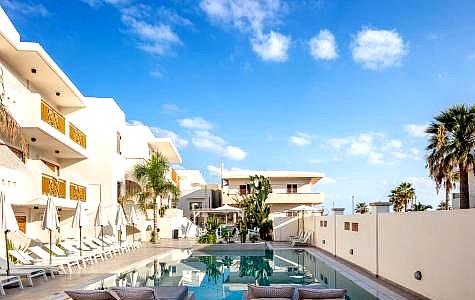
(225, 146, 247, 160)
(289, 132, 312, 147)
(151, 127, 189, 148)
(349, 134, 374, 155)
(161, 104, 179, 113)
(178, 117, 213, 130)
(121, 6, 182, 55)
(192, 131, 247, 160)
(200, 0, 290, 62)
(368, 151, 384, 165)
(83, 2, 187, 56)
(1, 0, 50, 16)
(309, 29, 338, 60)
(386, 139, 402, 149)
(319, 177, 336, 185)
(351, 28, 408, 70)
(207, 165, 221, 177)
(309, 159, 323, 164)
(404, 124, 428, 138)
(326, 138, 348, 149)
(251, 31, 290, 62)
(150, 68, 164, 78)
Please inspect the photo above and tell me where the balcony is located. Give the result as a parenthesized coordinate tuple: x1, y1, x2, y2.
(222, 192, 324, 205)
(69, 123, 86, 149)
(70, 183, 86, 202)
(20, 97, 88, 159)
(40, 100, 65, 134)
(41, 174, 66, 199)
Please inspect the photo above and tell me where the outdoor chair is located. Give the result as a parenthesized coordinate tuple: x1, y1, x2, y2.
(0, 275, 23, 296)
(288, 231, 304, 244)
(290, 231, 312, 247)
(243, 285, 346, 300)
(87, 237, 122, 256)
(0, 257, 47, 287)
(59, 241, 101, 265)
(8, 250, 66, 276)
(29, 246, 86, 271)
(40, 244, 86, 270)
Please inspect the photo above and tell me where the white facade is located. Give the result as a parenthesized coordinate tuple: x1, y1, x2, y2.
(175, 170, 212, 218)
(0, 7, 182, 244)
(222, 170, 325, 214)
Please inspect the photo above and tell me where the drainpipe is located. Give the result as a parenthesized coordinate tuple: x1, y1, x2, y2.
(331, 208, 344, 257)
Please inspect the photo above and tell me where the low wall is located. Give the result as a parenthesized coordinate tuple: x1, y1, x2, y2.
(273, 209, 475, 299)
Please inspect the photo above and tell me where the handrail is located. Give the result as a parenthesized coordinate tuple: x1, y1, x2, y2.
(41, 100, 65, 134)
(69, 123, 87, 148)
(41, 174, 66, 198)
(70, 182, 86, 202)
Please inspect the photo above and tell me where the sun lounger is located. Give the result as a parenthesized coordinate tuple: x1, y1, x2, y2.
(44, 244, 88, 269)
(84, 237, 119, 257)
(58, 242, 99, 265)
(0, 266, 47, 287)
(289, 232, 304, 244)
(28, 246, 85, 271)
(9, 250, 66, 276)
(291, 231, 312, 247)
(0, 275, 23, 296)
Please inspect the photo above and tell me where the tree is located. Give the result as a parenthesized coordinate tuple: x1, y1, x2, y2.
(426, 104, 475, 209)
(236, 175, 272, 240)
(388, 182, 416, 212)
(427, 157, 459, 210)
(355, 202, 369, 214)
(437, 200, 451, 210)
(412, 202, 432, 211)
(133, 152, 179, 243)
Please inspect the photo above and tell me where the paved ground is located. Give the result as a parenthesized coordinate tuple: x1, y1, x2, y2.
(3, 240, 194, 300)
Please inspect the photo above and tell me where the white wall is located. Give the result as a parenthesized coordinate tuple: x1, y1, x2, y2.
(274, 209, 475, 299)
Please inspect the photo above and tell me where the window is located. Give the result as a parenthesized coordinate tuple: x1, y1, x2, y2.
(41, 159, 60, 176)
(239, 184, 251, 195)
(286, 184, 298, 194)
(286, 211, 298, 217)
(189, 202, 203, 210)
(324, 220, 327, 227)
(116, 132, 122, 154)
(320, 220, 324, 227)
(344, 222, 350, 230)
(351, 222, 359, 232)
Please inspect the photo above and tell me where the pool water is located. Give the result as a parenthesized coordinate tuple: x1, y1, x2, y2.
(99, 249, 377, 300)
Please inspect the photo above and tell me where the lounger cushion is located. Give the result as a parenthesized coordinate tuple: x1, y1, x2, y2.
(297, 288, 346, 299)
(64, 289, 121, 300)
(248, 285, 294, 299)
(155, 286, 189, 300)
(109, 287, 156, 300)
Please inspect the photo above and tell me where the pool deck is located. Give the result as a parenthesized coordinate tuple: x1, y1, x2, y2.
(3, 239, 194, 300)
(4, 240, 426, 300)
(268, 242, 427, 300)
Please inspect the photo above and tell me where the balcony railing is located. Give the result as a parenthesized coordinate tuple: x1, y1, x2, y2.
(41, 100, 65, 134)
(0, 105, 28, 162)
(70, 183, 86, 202)
(41, 174, 66, 198)
(69, 123, 87, 149)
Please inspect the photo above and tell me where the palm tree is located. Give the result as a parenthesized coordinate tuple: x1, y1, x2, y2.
(388, 182, 416, 212)
(427, 156, 459, 210)
(133, 152, 179, 243)
(413, 202, 432, 211)
(426, 104, 475, 209)
(437, 200, 450, 210)
(355, 202, 369, 214)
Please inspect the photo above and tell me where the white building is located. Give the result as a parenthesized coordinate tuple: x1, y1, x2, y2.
(0, 7, 182, 243)
(221, 170, 325, 216)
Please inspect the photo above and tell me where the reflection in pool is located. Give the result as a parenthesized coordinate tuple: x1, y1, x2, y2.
(99, 249, 378, 300)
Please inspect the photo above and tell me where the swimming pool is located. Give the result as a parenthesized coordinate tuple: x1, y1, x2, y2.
(96, 249, 378, 300)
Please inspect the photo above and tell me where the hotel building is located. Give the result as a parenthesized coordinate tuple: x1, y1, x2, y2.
(221, 170, 325, 215)
(0, 7, 181, 243)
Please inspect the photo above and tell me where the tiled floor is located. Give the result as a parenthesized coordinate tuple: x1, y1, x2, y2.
(268, 242, 427, 300)
(3, 240, 194, 300)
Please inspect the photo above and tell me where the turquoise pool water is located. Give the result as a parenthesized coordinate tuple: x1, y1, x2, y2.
(98, 249, 377, 300)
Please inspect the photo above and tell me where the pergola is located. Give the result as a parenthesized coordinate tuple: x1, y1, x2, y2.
(191, 204, 242, 225)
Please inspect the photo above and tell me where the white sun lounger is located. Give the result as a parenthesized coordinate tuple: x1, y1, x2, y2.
(291, 231, 312, 247)
(58, 242, 99, 265)
(0, 275, 23, 296)
(8, 250, 66, 277)
(86, 237, 121, 256)
(43, 244, 87, 269)
(28, 246, 85, 271)
(0, 262, 47, 287)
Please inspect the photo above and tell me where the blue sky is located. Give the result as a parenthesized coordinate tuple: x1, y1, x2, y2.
(3, 0, 475, 211)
